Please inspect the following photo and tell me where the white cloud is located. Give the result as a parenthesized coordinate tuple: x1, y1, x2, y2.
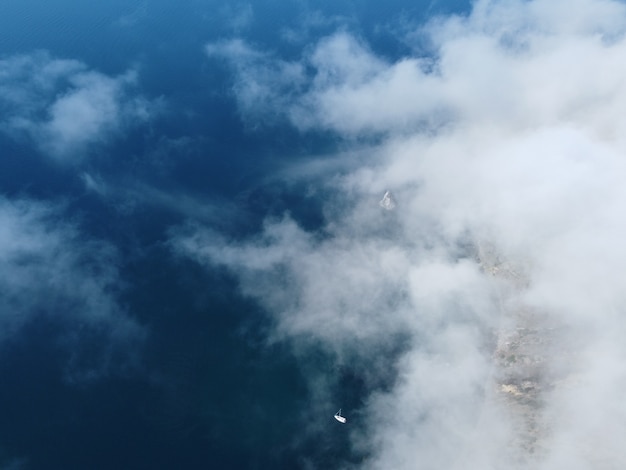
(192, 0, 626, 467)
(206, 39, 307, 125)
(81, 169, 238, 225)
(209, 0, 626, 140)
(0, 51, 156, 162)
(0, 197, 145, 381)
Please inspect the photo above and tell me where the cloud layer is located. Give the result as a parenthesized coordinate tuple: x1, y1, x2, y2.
(0, 197, 145, 381)
(0, 51, 155, 162)
(193, 0, 626, 468)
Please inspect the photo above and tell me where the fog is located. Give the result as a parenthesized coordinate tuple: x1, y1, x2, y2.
(178, 0, 626, 467)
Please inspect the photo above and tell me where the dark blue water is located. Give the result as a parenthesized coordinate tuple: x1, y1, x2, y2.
(0, 1, 470, 468)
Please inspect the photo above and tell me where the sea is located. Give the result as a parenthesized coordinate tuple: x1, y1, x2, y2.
(0, 1, 468, 468)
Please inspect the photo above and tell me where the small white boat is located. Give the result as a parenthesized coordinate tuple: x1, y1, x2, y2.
(379, 190, 396, 210)
(334, 409, 347, 424)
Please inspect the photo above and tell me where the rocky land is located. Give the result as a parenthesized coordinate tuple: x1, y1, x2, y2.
(476, 243, 583, 466)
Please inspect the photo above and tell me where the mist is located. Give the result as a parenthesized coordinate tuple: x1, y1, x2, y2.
(177, 0, 626, 467)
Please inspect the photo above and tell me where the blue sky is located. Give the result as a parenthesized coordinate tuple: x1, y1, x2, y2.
(2, 0, 626, 468)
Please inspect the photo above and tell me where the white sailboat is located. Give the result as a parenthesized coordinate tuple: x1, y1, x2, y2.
(379, 190, 396, 210)
(334, 409, 347, 424)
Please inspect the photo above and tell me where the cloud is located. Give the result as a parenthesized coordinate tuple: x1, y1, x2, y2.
(114, 1, 149, 28)
(0, 197, 145, 382)
(0, 51, 157, 162)
(206, 39, 307, 125)
(192, 0, 626, 468)
(207, 0, 626, 139)
(81, 169, 239, 227)
(279, 9, 356, 45)
(217, 2, 254, 33)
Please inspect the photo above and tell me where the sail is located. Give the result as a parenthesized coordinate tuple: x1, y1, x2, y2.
(334, 409, 347, 423)
(379, 190, 396, 210)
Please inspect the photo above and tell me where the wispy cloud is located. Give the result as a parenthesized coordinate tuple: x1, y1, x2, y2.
(193, 0, 626, 467)
(206, 39, 307, 126)
(114, 1, 149, 28)
(0, 197, 145, 382)
(217, 2, 254, 33)
(206, 0, 626, 139)
(0, 51, 157, 162)
(81, 169, 239, 227)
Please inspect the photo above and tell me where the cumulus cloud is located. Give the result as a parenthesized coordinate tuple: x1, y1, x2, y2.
(193, 0, 626, 468)
(0, 51, 156, 162)
(0, 197, 145, 381)
(207, 0, 626, 139)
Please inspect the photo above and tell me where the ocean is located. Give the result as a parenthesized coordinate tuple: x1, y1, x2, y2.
(0, 1, 469, 468)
